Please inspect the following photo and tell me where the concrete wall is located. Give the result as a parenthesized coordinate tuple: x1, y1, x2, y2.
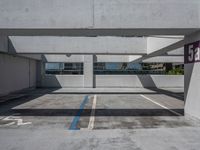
(96, 75, 183, 88)
(0, 53, 37, 96)
(41, 74, 183, 88)
(41, 75, 83, 88)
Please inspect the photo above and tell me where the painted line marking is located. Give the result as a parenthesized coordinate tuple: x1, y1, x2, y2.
(3, 116, 32, 126)
(0, 116, 32, 127)
(69, 95, 89, 130)
(140, 94, 182, 116)
(0, 122, 15, 127)
(87, 95, 97, 130)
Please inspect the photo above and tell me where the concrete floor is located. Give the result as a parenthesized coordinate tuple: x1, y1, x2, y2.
(0, 88, 200, 150)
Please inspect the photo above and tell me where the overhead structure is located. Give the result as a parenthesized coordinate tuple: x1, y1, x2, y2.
(8, 36, 147, 55)
(0, 0, 199, 36)
(131, 40, 185, 63)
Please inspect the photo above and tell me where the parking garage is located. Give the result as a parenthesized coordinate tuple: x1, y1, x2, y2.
(0, 0, 200, 149)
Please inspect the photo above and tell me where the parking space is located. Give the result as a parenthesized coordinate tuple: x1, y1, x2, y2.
(0, 94, 92, 129)
(0, 88, 198, 130)
(1, 88, 200, 150)
(90, 94, 186, 129)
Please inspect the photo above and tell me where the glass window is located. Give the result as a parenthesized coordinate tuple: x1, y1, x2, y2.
(45, 63, 83, 75)
(94, 63, 184, 75)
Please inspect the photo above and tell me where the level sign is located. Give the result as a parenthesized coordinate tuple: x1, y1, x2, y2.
(184, 40, 200, 64)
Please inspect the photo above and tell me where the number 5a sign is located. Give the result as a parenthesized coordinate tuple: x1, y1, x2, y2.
(184, 41, 200, 64)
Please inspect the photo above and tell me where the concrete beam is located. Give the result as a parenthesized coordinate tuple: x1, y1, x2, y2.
(147, 36, 184, 54)
(166, 48, 184, 56)
(94, 0, 200, 29)
(9, 36, 147, 54)
(1, 36, 42, 60)
(42, 54, 84, 62)
(41, 54, 184, 63)
(131, 40, 185, 63)
(0, 29, 198, 36)
(143, 56, 183, 63)
(96, 55, 130, 62)
(0, 0, 199, 31)
(43, 55, 139, 63)
(0, 0, 93, 29)
(18, 54, 42, 60)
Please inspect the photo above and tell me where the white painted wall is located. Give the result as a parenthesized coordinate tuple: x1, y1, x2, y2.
(0, 53, 37, 96)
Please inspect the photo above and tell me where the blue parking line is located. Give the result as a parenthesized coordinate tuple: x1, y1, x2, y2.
(69, 95, 89, 130)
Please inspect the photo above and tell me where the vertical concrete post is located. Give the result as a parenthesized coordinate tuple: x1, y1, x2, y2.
(84, 55, 94, 88)
(184, 31, 200, 119)
(36, 61, 43, 88)
(0, 36, 8, 53)
(36, 61, 45, 88)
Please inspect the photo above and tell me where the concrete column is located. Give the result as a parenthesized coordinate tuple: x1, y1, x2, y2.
(38, 62, 46, 88)
(36, 61, 42, 88)
(83, 55, 94, 88)
(184, 31, 200, 119)
(0, 36, 8, 53)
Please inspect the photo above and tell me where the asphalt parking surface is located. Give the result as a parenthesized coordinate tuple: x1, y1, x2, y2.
(0, 88, 200, 150)
(0, 88, 195, 129)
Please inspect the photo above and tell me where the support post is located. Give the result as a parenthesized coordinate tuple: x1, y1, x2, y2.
(83, 55, 94, 88)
